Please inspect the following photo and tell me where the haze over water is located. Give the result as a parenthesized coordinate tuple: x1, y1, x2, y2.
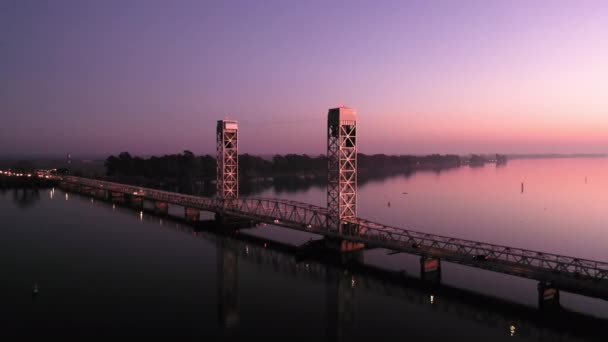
(3, 158, 607, 339)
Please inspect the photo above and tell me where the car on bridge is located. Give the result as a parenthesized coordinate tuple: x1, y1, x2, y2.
(473, 254, 490, 261)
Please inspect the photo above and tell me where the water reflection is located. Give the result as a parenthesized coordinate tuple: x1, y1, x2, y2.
(217, 239, 239, 330)
(12, 188, 41, 209)
(53, 186, 608, 341)
(326, 269, 356, 341)
(133, 217, 602, 340)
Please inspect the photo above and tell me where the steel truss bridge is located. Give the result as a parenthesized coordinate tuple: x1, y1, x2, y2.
(54, 107, 608, 304)
(58, 175, 608, 301)
(82, 201, 608, 341)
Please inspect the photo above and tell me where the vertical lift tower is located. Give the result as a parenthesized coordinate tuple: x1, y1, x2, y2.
(217, 120, 239, 201)
(327, 106, 363, 252)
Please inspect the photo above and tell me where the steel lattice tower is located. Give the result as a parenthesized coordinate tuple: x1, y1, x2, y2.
(217, 120, 239, 200)
(327, 106, 357, 233)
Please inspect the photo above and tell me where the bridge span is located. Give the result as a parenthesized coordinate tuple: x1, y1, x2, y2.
(57, 175, 608, 303)
(54, 107, 608, 307)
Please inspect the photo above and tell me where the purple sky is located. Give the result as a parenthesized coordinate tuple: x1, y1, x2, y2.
(1, 0, 607, 157)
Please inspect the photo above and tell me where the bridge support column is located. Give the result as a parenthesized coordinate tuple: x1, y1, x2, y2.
(324, 237, 365, 254)
(154, 201, 168, 216)
(128, 195, 144, 208)
(185, 207, 200, 222)
(93, 189, 108, 200)
(58, 181, 70, 191)
(420, 257, 441, 283)
(537, 281, 560, 311)
(79, 186, 90, 194)
(110, 191, 125, 203)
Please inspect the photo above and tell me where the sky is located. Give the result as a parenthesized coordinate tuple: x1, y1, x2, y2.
(1, 0, 607, 157)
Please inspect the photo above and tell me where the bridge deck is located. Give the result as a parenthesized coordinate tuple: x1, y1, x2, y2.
(58, 176, 608, 300)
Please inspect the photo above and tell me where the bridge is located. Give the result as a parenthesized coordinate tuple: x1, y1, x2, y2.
(67, 199, 608, 341)
(55, 106, 608, 308)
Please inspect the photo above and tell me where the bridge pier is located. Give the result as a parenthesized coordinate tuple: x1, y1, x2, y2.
(185, 207, 200, 222)
(128, 195, 144, 208)
(59, 181, 76, 192)
(538, 281, 560, 311)
(324, 237, 365, 254)
(79, 186, 93, 195)
(93, 189, 108, 200)
(154, 201, 169, 216)
(110, 191, 125, 203)
(420, 257, 441, 283)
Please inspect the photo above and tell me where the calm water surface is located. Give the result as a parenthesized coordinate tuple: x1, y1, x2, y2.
(2, 158, 607, 340)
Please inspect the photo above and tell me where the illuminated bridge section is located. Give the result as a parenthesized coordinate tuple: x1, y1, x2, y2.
(58, 175, 608, 300)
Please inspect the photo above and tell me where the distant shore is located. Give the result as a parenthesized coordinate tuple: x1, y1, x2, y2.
(506, 153, 607, 159)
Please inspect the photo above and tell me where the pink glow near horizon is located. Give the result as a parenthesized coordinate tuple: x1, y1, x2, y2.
(1, 1, 607, 156)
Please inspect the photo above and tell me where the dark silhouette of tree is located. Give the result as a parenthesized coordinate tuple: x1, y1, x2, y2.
(103, 152, 461, 195)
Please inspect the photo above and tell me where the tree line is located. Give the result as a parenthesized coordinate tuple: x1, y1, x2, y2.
(104, 151, 461, 180)
(102, 151, 462, 194)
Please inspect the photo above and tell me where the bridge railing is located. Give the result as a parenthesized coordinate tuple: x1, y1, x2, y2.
(57, 175, 608, 283)
(348, 218, 608, 281)
(59, 176, 330, 228)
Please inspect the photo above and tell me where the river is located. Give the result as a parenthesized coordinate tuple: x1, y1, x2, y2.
(2, 158, 607, 340)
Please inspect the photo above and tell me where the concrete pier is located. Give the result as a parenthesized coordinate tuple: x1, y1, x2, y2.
(110, 191, 125, 203)
(538, 281, 560, 310)
(420, 257, 441, 283)
(324, 237, 365, 253)
(93, 189, 108, 200)
(79, 186, 93, 195)
(185, 207, 200, 222)
(128, 195, 144, 208)
(323, 222, 365, 253)
(154, 201, 169, 216)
